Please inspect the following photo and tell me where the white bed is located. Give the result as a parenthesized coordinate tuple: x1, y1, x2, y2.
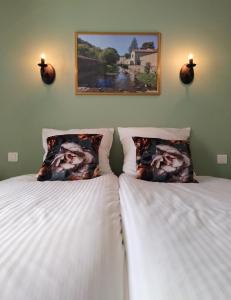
(119, 174, 231, 300)
(0, 174, 126, 300)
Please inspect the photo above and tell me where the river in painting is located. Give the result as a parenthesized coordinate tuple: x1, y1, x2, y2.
(78, 67, 147, 93)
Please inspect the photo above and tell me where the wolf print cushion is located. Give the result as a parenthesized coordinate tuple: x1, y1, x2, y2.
(37, 134, 103, 181)
(132, 137, 197, 183)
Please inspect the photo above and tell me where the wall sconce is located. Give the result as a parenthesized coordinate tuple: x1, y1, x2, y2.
(38, 53, 56, 84)
(180, 54, 196, 84)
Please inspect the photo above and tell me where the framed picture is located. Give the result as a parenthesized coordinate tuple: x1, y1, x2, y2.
(75, 32, 161, 95)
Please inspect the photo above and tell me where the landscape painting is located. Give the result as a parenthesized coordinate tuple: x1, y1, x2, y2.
(75, 32, 161, 95)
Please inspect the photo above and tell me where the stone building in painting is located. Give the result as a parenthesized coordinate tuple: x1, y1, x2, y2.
(118, 56, 126, 65)
(140, 53, 158, 73)
(130, 49, 157, 65)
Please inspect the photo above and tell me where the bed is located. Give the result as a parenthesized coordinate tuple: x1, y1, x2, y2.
(119, 174, 231, 300)
(0, 174, 126, 300)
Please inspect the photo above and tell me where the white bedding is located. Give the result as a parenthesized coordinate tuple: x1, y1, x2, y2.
(0, 174, 125, 300)
(119, 174, 231, 300)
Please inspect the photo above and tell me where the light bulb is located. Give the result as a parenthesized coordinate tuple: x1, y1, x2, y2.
(188, 53, 193, 61)
(40, 53, 46, 60)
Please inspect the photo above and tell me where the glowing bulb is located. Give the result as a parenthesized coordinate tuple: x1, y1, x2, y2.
(188, 53, 193, 60)
(40, 53, 46, 60)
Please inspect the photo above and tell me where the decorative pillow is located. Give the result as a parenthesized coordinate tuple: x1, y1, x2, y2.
(118, 127, 191, 176)
(132, 137, 197, 183)
(42, 128, 114, 174)
(37, 134, 102, 181)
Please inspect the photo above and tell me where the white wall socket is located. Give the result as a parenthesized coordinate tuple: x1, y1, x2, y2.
(8, 152, 18, 162)
(217, 154, 228, 165)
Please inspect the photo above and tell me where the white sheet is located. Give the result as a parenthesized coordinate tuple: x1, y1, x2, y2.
(119, 174, 231, 300)
(0, 174, 125, 300)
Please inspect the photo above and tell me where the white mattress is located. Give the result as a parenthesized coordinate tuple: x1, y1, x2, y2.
(0, 174, 125, 300)
(119, 174, 231, 300)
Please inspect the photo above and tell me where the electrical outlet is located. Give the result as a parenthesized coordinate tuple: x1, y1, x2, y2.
(8, 152, 18, 162)
(217, 154, 227, 165)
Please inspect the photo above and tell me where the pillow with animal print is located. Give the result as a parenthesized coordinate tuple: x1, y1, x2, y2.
(132, 137, 197, 183)
(37, 134, 103, 181)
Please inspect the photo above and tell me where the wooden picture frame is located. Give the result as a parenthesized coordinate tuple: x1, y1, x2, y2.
(75, 32, 161, 95)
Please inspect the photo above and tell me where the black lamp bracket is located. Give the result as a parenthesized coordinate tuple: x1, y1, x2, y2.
(180, 60, 196, 84)
(38, 61, 55, 85)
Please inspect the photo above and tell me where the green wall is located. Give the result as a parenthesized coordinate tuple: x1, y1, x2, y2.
(0, 0, 231, 179)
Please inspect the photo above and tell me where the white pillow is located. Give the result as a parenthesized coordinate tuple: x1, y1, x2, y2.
(118, 127, 191, 176)
(42, 128, 114, 174)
